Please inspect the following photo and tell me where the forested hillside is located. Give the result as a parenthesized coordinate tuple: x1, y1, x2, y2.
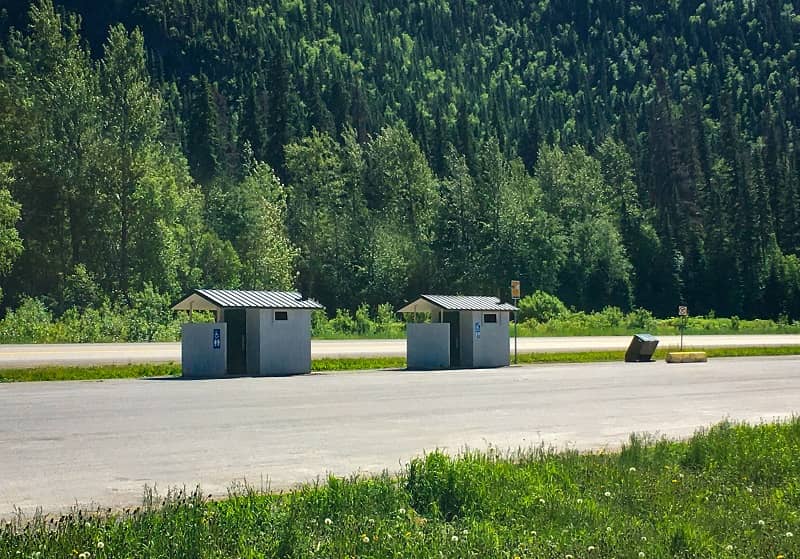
(1, 0, 799, 319)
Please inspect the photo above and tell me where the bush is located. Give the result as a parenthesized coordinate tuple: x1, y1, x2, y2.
(0, 297, 55, 342)
(517, 290, 569, 323)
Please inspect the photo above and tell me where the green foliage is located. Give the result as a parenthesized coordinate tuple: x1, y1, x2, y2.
(517, 290, 569, 323)
(2, 0, 800, 320)
(3, 420, 800, 558)
(0, 164, 21, 277)
(312, 302, 405, 339)
(0, 288, 210, 343)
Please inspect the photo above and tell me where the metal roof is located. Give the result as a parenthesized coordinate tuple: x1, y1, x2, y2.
(398, 294, 518, 313)
(173, 289, 324, 311)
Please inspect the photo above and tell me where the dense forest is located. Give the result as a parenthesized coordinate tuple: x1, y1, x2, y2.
(1, 0, 799, 320)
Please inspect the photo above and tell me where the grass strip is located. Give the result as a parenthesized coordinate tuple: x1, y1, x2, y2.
(0, 363, 181, 383)
(2, 345, 799, 382)
(312, 356, 406, 371)
(3, 419, 800, 557)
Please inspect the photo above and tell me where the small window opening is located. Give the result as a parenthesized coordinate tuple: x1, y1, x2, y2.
(483, 313, 497, 323)
(275, 311, 288, 321)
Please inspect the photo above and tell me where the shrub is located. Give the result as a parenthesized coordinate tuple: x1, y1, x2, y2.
(0, 297, 54, 343)
(626, 307, 657, 331)
(517, 290, 569, 323)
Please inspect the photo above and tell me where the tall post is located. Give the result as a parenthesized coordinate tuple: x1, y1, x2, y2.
(514, 307, 518, 364)
(510, 280, 521, 365)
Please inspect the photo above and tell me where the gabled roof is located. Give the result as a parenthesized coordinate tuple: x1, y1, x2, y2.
(172, 289, 324, 311)
(398, 294, 517, 313)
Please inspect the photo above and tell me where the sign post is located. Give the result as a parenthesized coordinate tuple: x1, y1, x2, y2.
(678, 306, 688, 351)
(511, 280, 521, 364)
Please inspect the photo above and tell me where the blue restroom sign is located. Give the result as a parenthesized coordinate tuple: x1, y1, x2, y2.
(474, 322, 481, 339)
(212, 328, 221, 349)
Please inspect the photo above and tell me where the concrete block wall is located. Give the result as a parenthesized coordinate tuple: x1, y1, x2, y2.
(258, 309, 313, 375)
(471, 310, 511, 368)
(181, 323, 227, 377)
(407, 323, 450, 369)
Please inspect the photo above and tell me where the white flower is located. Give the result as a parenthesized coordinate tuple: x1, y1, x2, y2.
(786, 532, 794, 538)
(588, 545, 596, 552)
(462, 529, 469, 535)
(96, 542, 104, 550)
(758, 520, 766, 526)
(629, 467, 637, 473)
(576, 498, 583, 504)
(606, 527, 613, 533)
(641, 536, 647, 542)
(539, 498, 546, 504)
(530, 530, 537, 536)
(725, 545, 733, 551)
(398, 508, 406, 514)
(368, 518, 375, 524)
(639, 552, 646, 558)
(361, 535, 370, 543)
(324, 518, 333, 525)
(565, 555, 574, 559)
(604, 491, 612, 497)
(746, 486, 753, 493)
(451, 535, 459, 542)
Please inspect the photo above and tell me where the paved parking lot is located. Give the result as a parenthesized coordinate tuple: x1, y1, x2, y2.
(1, 356, 798, 517)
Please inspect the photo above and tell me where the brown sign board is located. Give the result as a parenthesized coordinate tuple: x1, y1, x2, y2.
(511, 280, 521, 299)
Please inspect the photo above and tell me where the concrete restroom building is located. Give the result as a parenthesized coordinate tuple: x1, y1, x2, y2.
(172, 289, 323, 378)
(399, 295, 517, 370)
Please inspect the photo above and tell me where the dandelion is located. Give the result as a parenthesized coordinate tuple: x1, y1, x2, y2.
(786, 532, 794, 537)
(672, 479, 678, 483)
(451, 535, 459, 542)
(604, 491, 611, 497)
(361, 534, 370, 543)
(324, 518, 333, 525)
(96, 542, 104, 550)
(777, 555, 785, 559)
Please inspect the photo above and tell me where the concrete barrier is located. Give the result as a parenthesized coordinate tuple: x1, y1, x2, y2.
(666, 351, 708, 363)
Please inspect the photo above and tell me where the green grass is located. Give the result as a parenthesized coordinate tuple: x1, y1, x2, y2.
(515, 345, 800, 364)
(3, 420, 800, 557)
(0, 362, 180, 382)
(2, 346, 800, 382)
(312, 356, 406, 371)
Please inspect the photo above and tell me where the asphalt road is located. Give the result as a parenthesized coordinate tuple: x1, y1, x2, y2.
(1, 356, 798, 517)
(1, 334, 799, 368)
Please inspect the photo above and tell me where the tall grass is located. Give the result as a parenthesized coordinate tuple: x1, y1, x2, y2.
(3, 294, 799, 344)
(3, 420, 799, 557)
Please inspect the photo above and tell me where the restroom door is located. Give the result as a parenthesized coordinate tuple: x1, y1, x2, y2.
(442, 311, 460, 367)
(224, 309, 247, 374)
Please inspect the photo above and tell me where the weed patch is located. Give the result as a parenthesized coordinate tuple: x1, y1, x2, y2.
(3, 420, 799, 557)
